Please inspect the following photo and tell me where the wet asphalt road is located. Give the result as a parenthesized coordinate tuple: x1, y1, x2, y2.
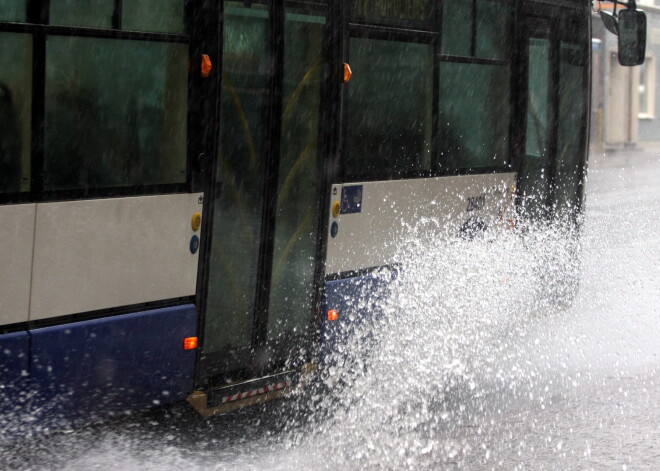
(441, 146, 660, 470)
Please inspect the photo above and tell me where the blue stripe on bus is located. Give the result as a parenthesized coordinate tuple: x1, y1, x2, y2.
(0, 330, 30, 380)
(321, 269, 399, 363)
(0, 330, 30, 418)
(27, 304, 196, 426)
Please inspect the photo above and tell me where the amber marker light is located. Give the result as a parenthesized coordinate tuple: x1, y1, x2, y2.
(327, 309, 339, 321)
(201, 54, 212, 78)
(183, 337, 198, 350)
(342, 63, 352, 83)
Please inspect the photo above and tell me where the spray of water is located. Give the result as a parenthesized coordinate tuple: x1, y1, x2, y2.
(3, 157, 659, 470)
(276, 216, 584, 469)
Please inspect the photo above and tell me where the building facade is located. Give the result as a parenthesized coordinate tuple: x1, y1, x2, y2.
(592, 0, 660, 149)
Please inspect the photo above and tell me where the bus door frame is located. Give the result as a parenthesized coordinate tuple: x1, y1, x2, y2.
(517, 11, 561, 218)
(518, 1, 591, 222)
(192, 0, 337, 387)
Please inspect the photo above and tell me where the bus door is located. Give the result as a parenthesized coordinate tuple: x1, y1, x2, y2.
(521, 8, 589, 220)
(552, 11, 589, 218)
(197, 2, 328, 385)
(521, 17, 555, 218)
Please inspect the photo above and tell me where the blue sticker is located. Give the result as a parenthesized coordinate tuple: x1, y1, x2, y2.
(340, 185, 363, 214)
(330, 222, 339, 238)
(190, 235, 200, 254)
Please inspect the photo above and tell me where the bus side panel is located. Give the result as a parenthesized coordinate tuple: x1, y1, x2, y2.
(0, 204, 36, 326)
(0, 331, 30, 417)
(321, 271, 398, 363)
(29, 305, 196, 424)
(29, 194, 202, 321)
(326, 174, 517, 274)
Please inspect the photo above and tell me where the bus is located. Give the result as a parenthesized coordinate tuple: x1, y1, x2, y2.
(0, 0, 642, 428)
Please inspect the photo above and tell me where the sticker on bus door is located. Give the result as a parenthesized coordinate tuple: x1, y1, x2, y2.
(340, 185, 363, 214)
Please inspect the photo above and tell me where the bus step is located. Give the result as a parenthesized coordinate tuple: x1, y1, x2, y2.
(187, 364, 315, 417)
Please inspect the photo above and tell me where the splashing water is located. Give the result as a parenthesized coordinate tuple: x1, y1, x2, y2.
(284, 155, 660, 470)
(290, 218, 583, 469)
(2, 154, 659, 470)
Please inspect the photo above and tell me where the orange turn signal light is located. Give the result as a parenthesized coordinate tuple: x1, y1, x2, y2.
(327, 309, 339, 321)
(201, 54, 212, 78)
(342, 63, 352, 83)
(183, 337, 198, 350)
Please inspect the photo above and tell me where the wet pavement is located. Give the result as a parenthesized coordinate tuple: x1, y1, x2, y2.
(445, 146, 660, 470)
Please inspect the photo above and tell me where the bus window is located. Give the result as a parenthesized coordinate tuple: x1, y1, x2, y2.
(122, 0, 185, 34)
(49, 1, 185, 34)
(441, 0, 472, 57)
(352, 0, 434, 30)
(49, 0, 114, 29)
(522, 37, 552, 216)
(0, 33, 32, 194)
(555, 42, 587, 214)
(43, 36, 188, 190)
(442, 0, 510, 60)
(268, 10, 326, 341)
(0, 0, 26, 22)
(437, 62, 510, 170)
(526, 39, 551, 160)
(476, 0, 509, 60)
(346, 38, 433, 179)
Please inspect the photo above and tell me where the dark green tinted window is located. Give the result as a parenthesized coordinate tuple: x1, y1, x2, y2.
(44, 37, 188, 190)
(49, 0, 114, 29)
(268, 10, 326, 340)
(476, 0, 509, 60)
(352, 0, 433, 27)
(441, 0, 472, 56)
(526, 38, 551, 159)
(123, 0, 185, 34)
(438, 62, 510, 169)
(0, 0, 26, 22)
(0, 33, 32, 194)
(205, 3, 271, 353)
(49, 0, 185, 33)
(347, 38, 433, 178)
(555, 42, 587, 213)
(522, 37, 552, 216)
(442, 0, 510, 59)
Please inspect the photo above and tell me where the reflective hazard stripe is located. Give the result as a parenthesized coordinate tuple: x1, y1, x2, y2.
(221, 381, 290, 404)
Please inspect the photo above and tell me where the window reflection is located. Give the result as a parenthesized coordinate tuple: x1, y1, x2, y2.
(442, 0, 510, 60)
(204, 3, 271, 353)
(438, 62, 510, 169)
(268, 11, 326, 341)
(122, 0, 185, 34)
(0, 0, 26, 22)
(555, 42, 587, 213)
(44, 37, 187, 191)
(347, 38, 433, 179)
(0, 33, 32, 194)
(49, 0, 114, 29)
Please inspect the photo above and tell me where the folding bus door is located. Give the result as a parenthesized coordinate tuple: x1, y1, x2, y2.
(520, 17, 556, 219)
(198, 1, 328, 385)
(553, 11, 589, 218)
(521, 6, 589, 221)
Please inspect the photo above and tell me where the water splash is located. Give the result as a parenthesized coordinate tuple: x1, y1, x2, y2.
(3, 157, 659, 470)
(287, 217, 586, 469)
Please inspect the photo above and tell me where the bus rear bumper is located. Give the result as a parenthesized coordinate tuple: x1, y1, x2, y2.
(186, 363, 315, 418)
